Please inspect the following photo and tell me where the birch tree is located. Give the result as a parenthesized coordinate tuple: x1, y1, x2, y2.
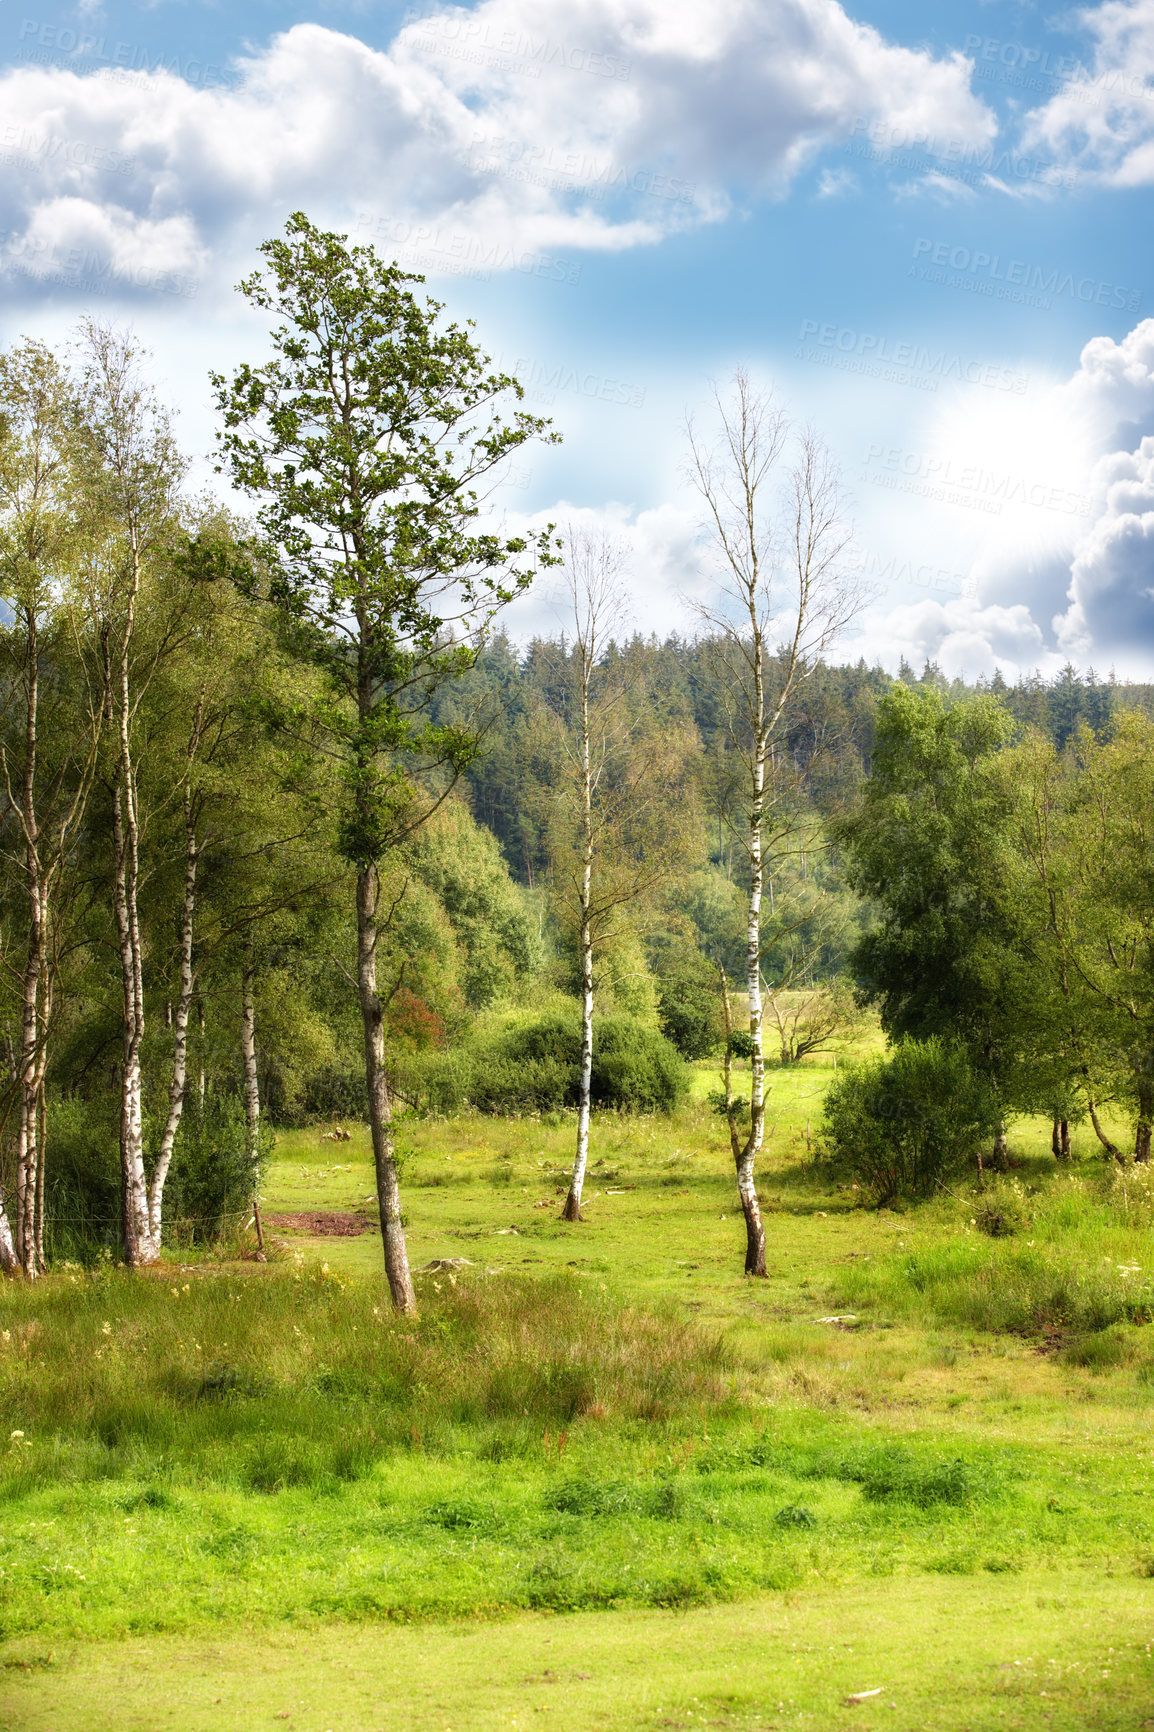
(688, 374, 860, 1276)
(74, 324, 191, 1266)
(0, 341, 101, 1276)
(539, 531, 701, 1219)
(557, 532, 626, 1221)
(213, 212, 557, 1312)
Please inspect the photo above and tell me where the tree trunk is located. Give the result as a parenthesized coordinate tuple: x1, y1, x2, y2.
(1087, 1097, 1124, 1162)
(357, 867, 416, 1313)
(34, 1079, 46, 1274)
(112, 777, 150, 1265)
(0, 1202, 17, 1273)
(734, 727, 767, 1279)
(148, 796, 200, 1249)
(1059, 1119, 1071, 1161)
(241, 956, 266, 1258)
(563, 695, 594, 1223)
(1135, 1082, 1152, 1164)
(13, 613, 44, 1279)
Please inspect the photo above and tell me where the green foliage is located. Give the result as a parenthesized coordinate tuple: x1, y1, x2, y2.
(408, 802, 541, 1007)
(163, 1092, 272, 1243)
(821, 1037, 1001, 1202)
(41, 1099, 121, 1264)
(400, 1011, 688, 1114)
(650, 940, 724, 1058)
(212, 211, 558, 874)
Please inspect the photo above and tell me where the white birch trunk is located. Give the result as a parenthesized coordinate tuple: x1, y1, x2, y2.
(357, 867, 416, 1313)
(241, 958, 266, 1256)
(112, 771, 150, 1265)
(563, 681, 594, 1222)
(736, 708, 768, 1277)
(147, 792, 200, 1249)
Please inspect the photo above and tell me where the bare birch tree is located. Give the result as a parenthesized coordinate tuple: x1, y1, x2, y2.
(688, 373, 862, 1276)
(557, 531, 628, 1221)
(546, 529, 699, 1220)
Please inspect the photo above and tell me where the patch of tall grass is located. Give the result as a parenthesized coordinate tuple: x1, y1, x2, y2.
(831, 1168, 1154, 1338)
(0, 1264, 730, 1497)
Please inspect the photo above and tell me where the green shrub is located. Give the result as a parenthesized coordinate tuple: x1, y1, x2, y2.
(164, 1092, 272, 1243)
(42, 1097, 121, 1263)
(652, 947, 724, 1058)
(820, 1036, 1000, 1203)
(399, 1011, 688, 1115)
(591, 1017, 689, 1111)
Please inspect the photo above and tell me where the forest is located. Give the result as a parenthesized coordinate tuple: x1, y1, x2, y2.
(3, 215, 1154, 1731)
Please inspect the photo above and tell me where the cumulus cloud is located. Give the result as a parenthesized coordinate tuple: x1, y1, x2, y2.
(1021, 0, 1154, 186)
(0, 1, 993, 292)
(858, 319, 1154, 677)
(499, 495, 707, 639)
(856, 595, 1054, 682)
(1056, 436, 1154, 654)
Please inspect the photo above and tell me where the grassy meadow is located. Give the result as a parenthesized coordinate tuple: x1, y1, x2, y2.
(3, 1052, 1154, 1730)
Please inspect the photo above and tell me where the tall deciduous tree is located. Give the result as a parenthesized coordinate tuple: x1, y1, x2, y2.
(689, 374, 859, 1276)
(836, 684, 1038, 1163)
(0, 341, 100, 1275)
(213, 212, 558, 1312)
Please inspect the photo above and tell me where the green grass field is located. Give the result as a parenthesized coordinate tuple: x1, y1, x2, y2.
(3, 1054, 1153, 1730)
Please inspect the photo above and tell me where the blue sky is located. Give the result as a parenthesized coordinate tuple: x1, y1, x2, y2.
(2, 0, 1152, 676)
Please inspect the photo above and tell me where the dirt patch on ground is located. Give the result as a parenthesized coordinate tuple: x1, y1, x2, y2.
(266, 1210, 372, 1237)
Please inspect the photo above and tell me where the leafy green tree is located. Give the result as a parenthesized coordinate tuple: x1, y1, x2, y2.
(213, 212, 558, 1311)
(834, 683, 1032, 1155)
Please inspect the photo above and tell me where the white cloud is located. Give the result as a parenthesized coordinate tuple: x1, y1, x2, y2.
(858, 319, 1154, 676)
(1021, 0, 1154, 186)
(497, 496, 707, 639)
(1056, 435, 1154, 654)
(858, 596, 1054, 682)
(0, 2, 993, 292)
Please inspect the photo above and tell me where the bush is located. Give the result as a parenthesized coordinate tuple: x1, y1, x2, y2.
(399, 1011, 688, 1115)
(164, 1091, 272, 1243)
(591, 1016, 690, 1112)
(820, 1036, 1000, 1203)
(42, 1097, 121, 1263)
(653, 948, 724, 1058)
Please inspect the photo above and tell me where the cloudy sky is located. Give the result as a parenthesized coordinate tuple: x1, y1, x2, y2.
(2, 0, 1152, 677)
